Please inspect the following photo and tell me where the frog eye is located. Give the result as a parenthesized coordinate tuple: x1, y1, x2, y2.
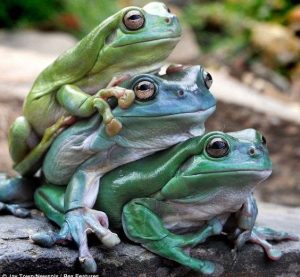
(203, 70, 213, 89)
(123, 10, 145, 31)
(134, 80, 156, 101)
(262, 135, 267, 145)
(206, 138, 229, 158)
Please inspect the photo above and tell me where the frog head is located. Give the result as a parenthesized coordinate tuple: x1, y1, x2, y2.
(90, 2, 182, 77)
(111, 65, 216, 149)
(160, 129, 272, 201)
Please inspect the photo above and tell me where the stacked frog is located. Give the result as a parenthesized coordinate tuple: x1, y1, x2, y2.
(0, 2, 298, 275)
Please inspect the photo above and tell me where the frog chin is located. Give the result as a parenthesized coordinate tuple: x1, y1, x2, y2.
(115, 107, 215, 150)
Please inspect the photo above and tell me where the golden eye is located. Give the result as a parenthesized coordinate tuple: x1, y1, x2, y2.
(123, 10, 145, 31)
(206, 138, 229, 158)
(134, 80, 156, 101)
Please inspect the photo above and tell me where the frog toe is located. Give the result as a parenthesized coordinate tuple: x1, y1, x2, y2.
(31, 224, 71, 247)
(101, 232, 121, 248)
(118, 89, 135, 109)
(267, 248, 282, 260)
(200, 260, 215, 275)
(208, 218, 223, 235)
(31, 231, 57, 247)
(105, 118, 122, 137)
(0, 203, 31, 218)
(9, 206, 31, 218)
(79, 256, 97, 273)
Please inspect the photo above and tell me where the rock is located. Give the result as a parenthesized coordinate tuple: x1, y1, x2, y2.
(0, 203, 299, 276)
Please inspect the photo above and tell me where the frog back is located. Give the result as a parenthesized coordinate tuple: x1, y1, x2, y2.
(23, 13, 120, 135)
(96, 137, 200, 228)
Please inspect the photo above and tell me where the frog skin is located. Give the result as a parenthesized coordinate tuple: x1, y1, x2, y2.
(33, 129, 298, 274)
(8, 2, 181, 175)
(0, 65, 216, 271)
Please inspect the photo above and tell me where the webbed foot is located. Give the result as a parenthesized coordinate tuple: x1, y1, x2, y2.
(234, 226, 299, 260)
(95, 83, 135, 136)
(31, 208, 120, 273)
(250, 226, 298, 260)
(0, 202, 31, 217)
(0, 174, 36, 216)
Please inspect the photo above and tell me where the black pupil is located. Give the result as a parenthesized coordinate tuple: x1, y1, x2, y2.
(139, 84, 149, 90)
(129, 14, 141, 20)
(262, 136, 267, 145)
(212, 141, 226, 150)
(206, 138, 229, 158)
(206, 73, 212, 82)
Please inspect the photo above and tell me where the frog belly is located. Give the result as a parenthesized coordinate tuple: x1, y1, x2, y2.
(161, 186, 253, 232)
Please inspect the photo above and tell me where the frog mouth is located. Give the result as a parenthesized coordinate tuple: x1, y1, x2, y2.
(186, 169, 272, 176)
(114, 36, 181, 48)
(116, 106, 216, 118)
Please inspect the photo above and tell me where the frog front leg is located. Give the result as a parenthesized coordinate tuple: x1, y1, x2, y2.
(32, 173, 120, 273)
(122, 198, 223, 275)
(231, 194, 299, 260)
(57, 84, 135, 136)
(11, 84, 134, 175)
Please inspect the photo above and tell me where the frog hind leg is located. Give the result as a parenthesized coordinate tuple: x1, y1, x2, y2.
(13, 116, 76, 176)
(122, 198, 222, 275)
(0, 173, 38, 217)
(8, 116, 39, 165)
(34, 183, 66, 226)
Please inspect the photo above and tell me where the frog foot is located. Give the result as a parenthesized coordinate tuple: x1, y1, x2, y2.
(93, 98, 123, 137)
(31, 208, 120, 273)
(105, 118, 122, 137)
(0, 202, 31, 217)
(97, 86, 135, 109)
(234, 226, 299, 260)
(41, 116, 77, 145)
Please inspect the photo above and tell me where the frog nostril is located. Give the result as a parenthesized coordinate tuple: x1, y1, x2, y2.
(165, 17, 171, 24)
(248, 147, 256, 156)
(177, 90, 185, 97)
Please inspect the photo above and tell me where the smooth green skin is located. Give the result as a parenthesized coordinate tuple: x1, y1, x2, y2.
(0, 65, 216, 273)
(33, 129, 297, 274)
(42, 65, 216, 212)
(8, 2, 181, 172)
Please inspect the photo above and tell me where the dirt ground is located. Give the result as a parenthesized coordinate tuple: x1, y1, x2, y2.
(206, 101, 300, 206)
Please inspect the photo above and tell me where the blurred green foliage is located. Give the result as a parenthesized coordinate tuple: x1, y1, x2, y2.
(0, 0, 118, 37)
(185, 0, 295, 53)
(0, 0, 63, 28)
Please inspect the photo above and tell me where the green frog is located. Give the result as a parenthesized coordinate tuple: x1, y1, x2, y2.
(0, 65, 216, 271)
(8, 2, 181, 175)
(33, 129, 298, 274)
